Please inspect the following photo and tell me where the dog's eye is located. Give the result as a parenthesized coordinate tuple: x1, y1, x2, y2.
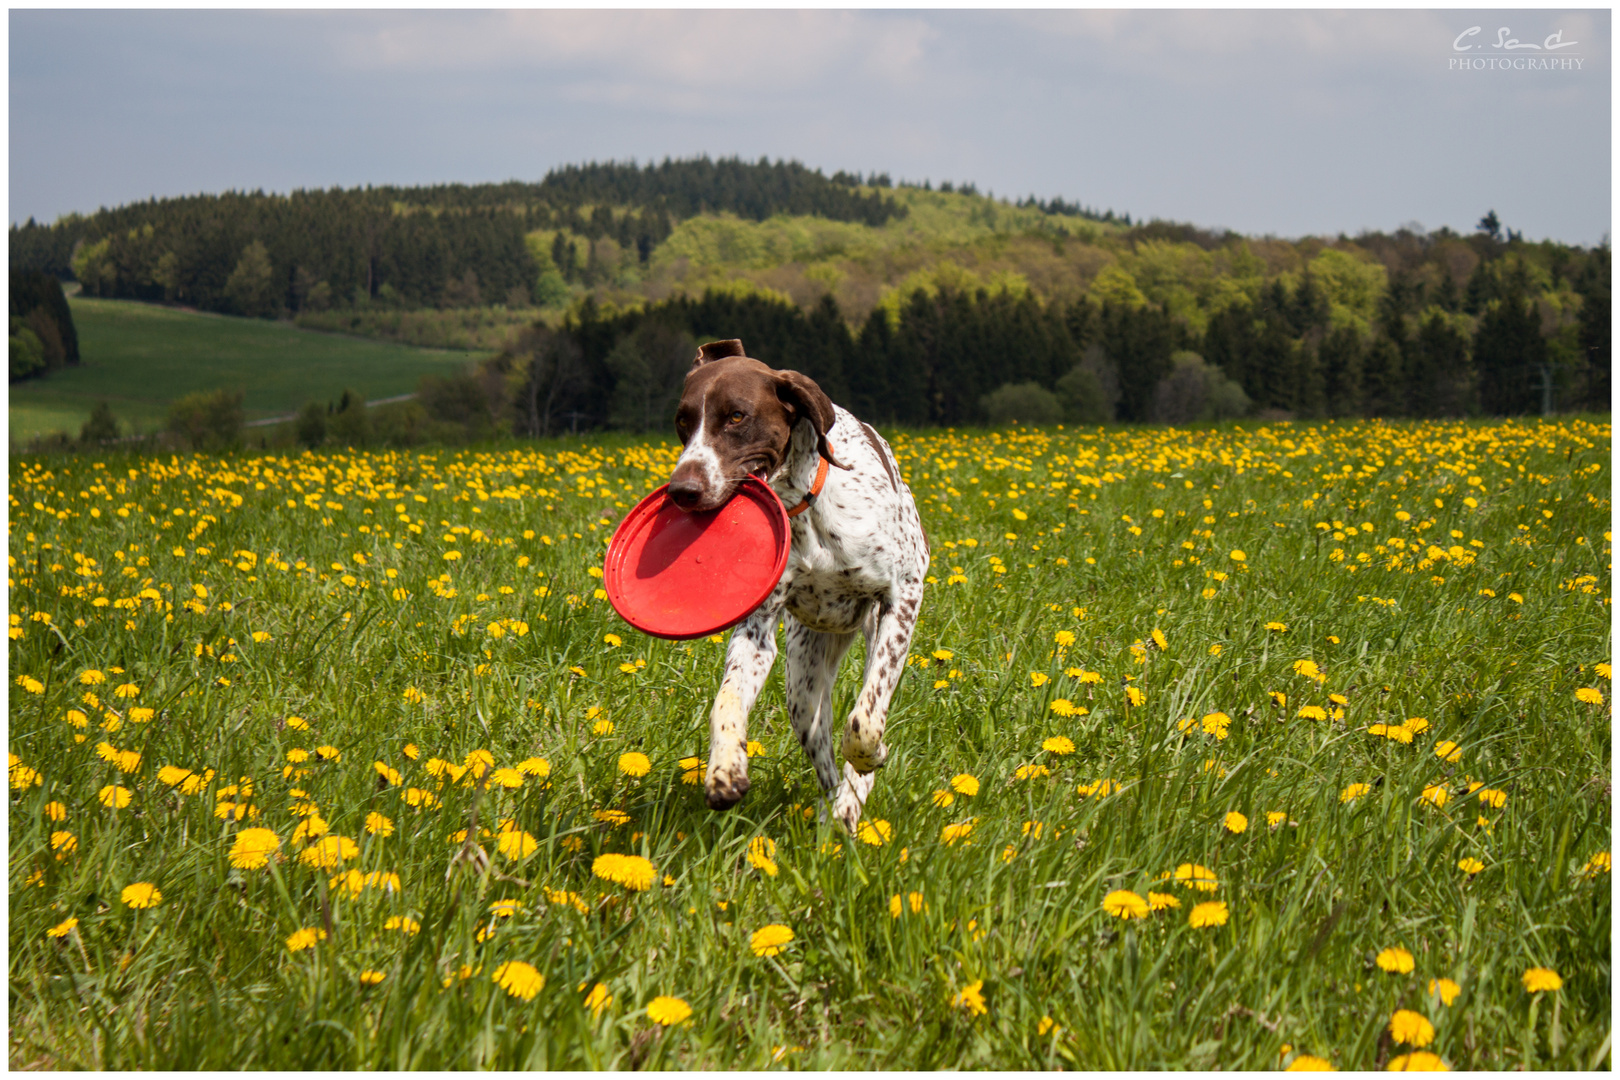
(728, 411, 746, 424)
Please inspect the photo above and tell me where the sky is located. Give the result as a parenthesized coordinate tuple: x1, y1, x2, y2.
(8, 8, 1612, 245)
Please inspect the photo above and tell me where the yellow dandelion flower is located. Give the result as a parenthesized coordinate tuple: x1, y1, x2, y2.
(1151, 628, 1168, 651)
(646, 995, 692, 1026)
(50, 830, 78, 857)
(591, 853, 655, 891)
(497, 830, 539, 860)
(1223, 811, 1248, 834)
(1125, 686, 1146, 706)
(46, 917, 79, 939)
(1172, 863, 1219, 891)
(1390, 1009, 1435, 1047)
(365, 812, 394, 836)
(1265, 622, 1288, 632)
(298, 835, 358, 868)
(121, 882, 163, 909)
(950, 773, 980, 796)
(1043, 735, 1076, 755)
(493, 961, 545, 1000)
(1456, 857, 1484, 875)
(1376, 947, 1415, 974)
(1433, 740, 1462, 763)
(950, 979, 988, 1016)
(285, 927, 326, 952)
(1340, 783, 1371, 804)
(856, 819, 892, 846)
(1103, 890, 1149, 919)
(1030, 672, 1050, 688)
(517, 757, 551, 778)
(1286, 1054, 1336, 1070)
(1147, 891, 1181, 911)
(1014, 763, 1051, 780)
(582, 982, 613, 1016)
(618, 752, 651, 777)
(1522, 967, 1562, 992)
(1229, 549, 1246, 562)
(1298, 705, 1327, 721)
(98, 785, 133, 809)
(940, 820, 976, 846)
(749, 923, 794, 957)
(44, 801, 66, 821)
(228, 827, 282, 870)
(931, 788, 954, 808)
(1386, 1050, 1448, 1071)
(1584, 852, 1611, 877)
(1188, 901, 1229, 928)
(1428, 978, 1461, 1006)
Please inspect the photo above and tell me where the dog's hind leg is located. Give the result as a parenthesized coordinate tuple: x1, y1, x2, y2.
(783, 616, 856, 822)
(840, 583, 923, 779)
(704, 602, 781, 811)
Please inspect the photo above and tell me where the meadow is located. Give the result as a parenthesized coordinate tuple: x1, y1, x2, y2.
(8, 298, 480, 441)
(7, 416, 1611, 1069)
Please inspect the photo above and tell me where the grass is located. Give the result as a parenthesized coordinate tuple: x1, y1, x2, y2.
(7, 417, 1611, 1069)
(8, 298, 483, 441)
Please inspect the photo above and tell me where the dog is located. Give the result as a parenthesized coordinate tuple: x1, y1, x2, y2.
(666, 339, 928, 832)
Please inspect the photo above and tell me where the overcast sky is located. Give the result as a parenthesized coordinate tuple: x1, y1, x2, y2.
(8, 9, 1611, 245)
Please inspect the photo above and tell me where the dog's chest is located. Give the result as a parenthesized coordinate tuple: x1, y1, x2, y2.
(779, 520, 894, 634)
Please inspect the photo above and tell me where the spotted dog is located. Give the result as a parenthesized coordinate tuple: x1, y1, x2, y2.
(666, 339, 927, 831)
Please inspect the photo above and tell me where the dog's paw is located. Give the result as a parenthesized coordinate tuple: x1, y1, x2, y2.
(841, 734, 889, 774)
(704, 772, 750, 811)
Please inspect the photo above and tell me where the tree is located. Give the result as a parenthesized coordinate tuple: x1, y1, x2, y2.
(295, 401, 327, 447)
(10, 321, 45, 381)
(982, 382, 1062, 426)
(1477, 210, 1503, 243)
(329, 388, 370, 445)
(166, 389, 244, 451)
(1055, 343, 1120, 423)
(1150, 351, 1250, 424)
(1318, 325, 1364, 417)
(1474, 291, 1546, 415)
(224, 241, 277, 318)
(1576, 248, 1611, 410)
(80, 401, 120, 444)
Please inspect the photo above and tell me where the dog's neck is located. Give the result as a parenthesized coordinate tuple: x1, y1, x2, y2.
(768, 417, 826, 507)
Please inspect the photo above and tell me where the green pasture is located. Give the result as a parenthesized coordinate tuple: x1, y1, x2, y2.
(6, 417, 1611, 1068)
(8, 298, 482, 440)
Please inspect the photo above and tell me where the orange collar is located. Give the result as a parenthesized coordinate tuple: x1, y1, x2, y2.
(784, 443, 832, 518)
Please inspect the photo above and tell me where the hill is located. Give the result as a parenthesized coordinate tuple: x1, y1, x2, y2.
(8, 296, 477, 440)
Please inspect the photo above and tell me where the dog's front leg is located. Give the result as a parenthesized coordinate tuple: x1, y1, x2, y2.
(840, 584, 924, 775)
(704, 602, 780, 810)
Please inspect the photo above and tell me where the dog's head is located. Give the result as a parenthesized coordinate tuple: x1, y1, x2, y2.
(666, 339, 844, 512)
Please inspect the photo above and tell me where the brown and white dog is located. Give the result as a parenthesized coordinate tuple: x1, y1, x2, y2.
(668, 339, 928, 831)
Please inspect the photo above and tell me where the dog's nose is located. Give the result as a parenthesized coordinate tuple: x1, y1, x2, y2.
(668, 477, 704, 510)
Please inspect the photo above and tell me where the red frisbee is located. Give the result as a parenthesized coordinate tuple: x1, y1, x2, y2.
(604, 476, 791, 640)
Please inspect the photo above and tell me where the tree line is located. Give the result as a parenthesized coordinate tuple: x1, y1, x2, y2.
(7, 156, 909, 317)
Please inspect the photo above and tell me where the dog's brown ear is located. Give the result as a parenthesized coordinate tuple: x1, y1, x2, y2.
(774, 369, 850, 469)
(693, 339, 746, 369)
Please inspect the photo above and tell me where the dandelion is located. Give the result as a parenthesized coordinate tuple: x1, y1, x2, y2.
(46, 917, 78, 939)
(1456, 857, 1484, 875)
(121, 882, 163, 909)
(1267, 811, 1288, 827)
(493, 961, 545, 1000)
(98, 785, 133, 809)
(1103, 890, 1149, 919)
(592, 853, 655, 891)
(618, 752, 651, 777)
(1030, 672, 1050, 688)
(856, 820, 892, 846)
(488, 768, 524, 789)
(1298, 705, 1327, 721)
(941, 820, 976, 845)
(1042, 735, 1076, 755)
(1584, 852, 1611, 877)
(950, 773, 980, 796)
(1229, 550, 1246, 562)
(1265, 621, 1288, 632)
(1386, 1051, 1448, 1071)
(1419, 784, 1449, 808)
(229, 828, 282, 870)
(44, 801, 66, 821)
(285, 927, 326, 952)
(113, 683, 140, 699)
(1390, 1010, 1435, 1047)
(1434, 740, 1462, 763)
(1172, 863, 1219, 891)
(1522, 967, 1563, 992)
(750, 924, 794, 957)
(1428, 978, 1461, 1006)
(80, 669, 106, 685)
(1014, 763, 1051, 780)
(1125, 686, 1145, 706)
(1147, 891, 1181, 911)
(646, 995, 692, 1026)
(357, 970, 386, 986)
(1188, 901, 1229, 928)
(747, 836, 780, 875)
(1340, 783, 1371, 804)
(1376, 947, 1415, 974)
(50, 830, 78, 858)
(1223, 811, 1248, 834)
(1403, 717, 1430, 734)
(582, 982, 613, 1017)
(482, 823, 536, 858)
(1476, 788, 1506, 809)
(517, 757, 551, 778)
(1201, 711, 1232, 738)
(384, 915, 421, 935)
(298, 835, 358, 868)
(951, 980, 988, 1016)
(931, 789, 954, 808)
(1285, 1054, 1335, 1071)
(1270, 691, 1287, 707)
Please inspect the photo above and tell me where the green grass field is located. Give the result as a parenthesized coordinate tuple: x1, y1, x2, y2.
(8, 298, 483, 441)
(7, 418, 1611, 1069)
